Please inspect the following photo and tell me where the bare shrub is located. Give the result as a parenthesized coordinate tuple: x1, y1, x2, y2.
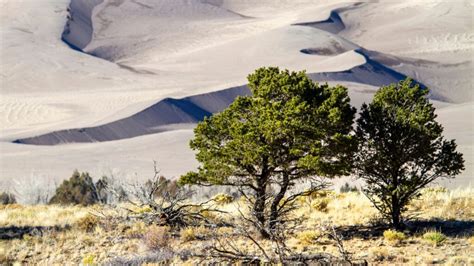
(76, 214, 100, 232)
(144, 225, 170, 250)
(12, 174, 56, 204)
(106, 162, 224, 227)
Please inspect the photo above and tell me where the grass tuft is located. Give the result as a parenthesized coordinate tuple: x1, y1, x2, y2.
(383, 230, 406, 243)
(422, 230, 447, 246)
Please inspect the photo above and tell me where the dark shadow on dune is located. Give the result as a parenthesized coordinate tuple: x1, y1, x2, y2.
(308, 49, 427, 91)
(0, 225, 71, 240)
(14, 85, 250, 145)
(292, 2, 365, 34)
(293, 10, 345, 34)
(62, 0, 104, 51)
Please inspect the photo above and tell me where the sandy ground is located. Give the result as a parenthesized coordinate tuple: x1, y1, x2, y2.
(0, 0, 472, 188)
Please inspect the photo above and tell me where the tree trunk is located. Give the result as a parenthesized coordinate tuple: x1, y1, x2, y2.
(254, 168, 269, 238)
(391, 173, 403, 230)
(391, 196, 402, 230)
(269, 173, 290, 232)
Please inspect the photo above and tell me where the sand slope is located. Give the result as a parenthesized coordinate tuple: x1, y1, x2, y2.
(0, 0, 472, 187)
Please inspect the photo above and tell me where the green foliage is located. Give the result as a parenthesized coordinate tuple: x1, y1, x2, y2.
(422, 230, 447, 246)
(355, 79, 464, 229)
(0, 192, 16, 205)
(82, 254, 95, 265)
(179, 67, 356, 237)
(383, 229, 406, 243)
(49, 171, 100, 205)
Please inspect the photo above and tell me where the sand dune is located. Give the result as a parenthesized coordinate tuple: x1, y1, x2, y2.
(15, 50, 424, 145)
(0, 0, 472, 187)
(62, 0, 103, 51)
(15, 85, 249, 145)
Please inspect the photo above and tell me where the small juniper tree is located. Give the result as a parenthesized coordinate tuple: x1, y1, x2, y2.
(49, 170, 100, 205)
(179, 67, 356, 238)
(355, 79, 464, 229)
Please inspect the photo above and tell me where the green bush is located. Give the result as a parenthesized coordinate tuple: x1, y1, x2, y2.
(0, 192, 16, 205)
(49, 171, 99, 205)
(383, 229, 406, 243)
(423, 230, 447, 246)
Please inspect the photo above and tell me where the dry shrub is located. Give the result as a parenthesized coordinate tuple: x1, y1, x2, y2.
(180, 226, 210, 242)
(0, 203, 23, 210)
(383, 230, 406, 243)
(296, 230, 321, 245)
(76, 214, 100, 232)
(216, 227, 234, 236)
(125, 221, 148, 238)
(446, 256, 470, 266)
(212, 193, 234, 205)
(369, 247, 393, 261)
(131, 205, 153, 214)
(144, 225, 170, 250)
(296, 190, 334, 210)
(311, 198, 330, 212)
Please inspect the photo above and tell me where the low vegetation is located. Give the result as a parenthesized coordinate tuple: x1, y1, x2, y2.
(0, 192, 16, 205)
(49, 171, 105, 205)
(0, 187, 472, 264)
(383, 229, 406, 243)
(422, 230, 447, 246)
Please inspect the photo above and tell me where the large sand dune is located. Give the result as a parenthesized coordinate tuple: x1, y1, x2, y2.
(0, 0, 472, 188)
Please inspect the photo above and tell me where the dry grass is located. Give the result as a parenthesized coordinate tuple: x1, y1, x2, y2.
(0, 186, 472, 264)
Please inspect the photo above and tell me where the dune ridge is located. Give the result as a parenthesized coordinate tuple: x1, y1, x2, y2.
(15, 51, 424, 145)
(62, 0, 104, 51)
(14, 85, 250, 145)
(13, 1, 431, 145)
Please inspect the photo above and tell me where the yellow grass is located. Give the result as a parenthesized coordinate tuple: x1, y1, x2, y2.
(0, 187, 472, 264)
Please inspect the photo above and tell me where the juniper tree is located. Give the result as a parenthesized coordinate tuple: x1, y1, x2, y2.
(179, 67, 356, 238)
(355, 79, 464, 229)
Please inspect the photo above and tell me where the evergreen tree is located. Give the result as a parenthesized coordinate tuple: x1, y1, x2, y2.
(179, 67, 356, 237)
(355, 79, 464, 229)
(49, 170, 100, 205)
